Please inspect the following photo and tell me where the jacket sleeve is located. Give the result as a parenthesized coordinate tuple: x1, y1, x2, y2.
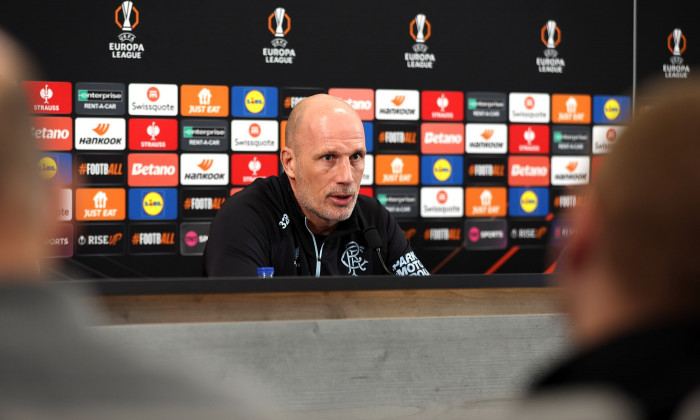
(203, 197, 271, 277)
(382, 208, 430, 276)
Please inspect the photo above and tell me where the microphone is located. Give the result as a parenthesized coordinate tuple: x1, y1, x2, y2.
(363, 226, 393, 275)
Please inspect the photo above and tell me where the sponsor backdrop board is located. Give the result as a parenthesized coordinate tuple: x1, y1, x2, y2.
(2, 0, 688, 279)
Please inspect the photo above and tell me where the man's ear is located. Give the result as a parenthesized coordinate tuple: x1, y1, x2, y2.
(280, 147, 296, 179)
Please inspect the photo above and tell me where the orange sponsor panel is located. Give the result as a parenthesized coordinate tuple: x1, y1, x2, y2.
(465, 187, 507, 217)
(280, 120, 287, 148)
(375, 154, 419, 185)
(551, 94, 591, 124)
(75, 188, 125, 221)
(180, 85, 229, 117)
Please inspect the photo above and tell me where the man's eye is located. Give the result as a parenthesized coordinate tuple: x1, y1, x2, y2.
(351, 154, 362, 160)
(322, 155, 333, 161)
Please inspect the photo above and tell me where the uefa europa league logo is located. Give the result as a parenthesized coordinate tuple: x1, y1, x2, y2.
(410, 13, 431, 53)
(541, 20, 561, 58)
(669, 28, 686, 65)
(115, 1, 139, 42)
(269, 7, 291, 47)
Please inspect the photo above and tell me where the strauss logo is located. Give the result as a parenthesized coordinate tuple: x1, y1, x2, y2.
(40, 84, 53, 104)
(146, 122, 160, 140)
(248, 157, 262, 175)
(523, 127, 536, 145)
(436, 93, 449, 112)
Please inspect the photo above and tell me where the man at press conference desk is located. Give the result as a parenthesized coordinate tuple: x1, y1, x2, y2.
(204, 94, 429, 277)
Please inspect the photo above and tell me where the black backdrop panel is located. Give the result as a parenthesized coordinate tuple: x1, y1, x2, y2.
(1, 1, 635, 278)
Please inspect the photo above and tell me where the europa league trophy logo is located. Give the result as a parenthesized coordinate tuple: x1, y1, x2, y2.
(542, 20, 561, 58)
(410, 14, 431, 53)
(669, 28, 686, 65)
(116, 1, 139, 42)
(269, 7, 291, 47)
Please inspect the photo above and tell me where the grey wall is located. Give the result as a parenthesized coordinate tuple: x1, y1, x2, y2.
(95, 314, 569, 419)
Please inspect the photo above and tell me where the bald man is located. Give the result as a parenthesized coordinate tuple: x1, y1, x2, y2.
(204, 94, 428, 277)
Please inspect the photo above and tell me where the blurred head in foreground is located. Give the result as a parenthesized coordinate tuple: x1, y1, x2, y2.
(0, 29, 50, 279)
(560, 81, 700, 348)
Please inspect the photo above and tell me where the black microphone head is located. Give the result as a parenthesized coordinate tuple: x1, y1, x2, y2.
(363, 226, 382, 251)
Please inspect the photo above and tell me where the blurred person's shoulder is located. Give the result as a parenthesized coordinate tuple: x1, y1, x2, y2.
(530, 319, 700, 420)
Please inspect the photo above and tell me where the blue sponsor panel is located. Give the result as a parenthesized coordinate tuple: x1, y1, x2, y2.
(420, 155, 463, 185)
(592, 95, 631, 124)
(363, 122, 373, 152)
(38, 152, 72, 185)
(231, 86, 278, 118)
(128, 188, 178, 220)
(508, 187, 549, 217)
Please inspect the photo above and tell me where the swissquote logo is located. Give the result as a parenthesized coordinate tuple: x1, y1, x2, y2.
(664, 28, 690, 78)
(75, 118, 126, 150)
(375, 90, 420, 120)
(180, 154, 229, 186)
(128, 84, 178, 116)
(231, 120, 279, 151)
(361, 155, 374, 186)
(592, 125, 625, 154)
(420, 187, 463, 218)
(509, 93, 550, 123)
(111, 1, 145, 59)
(264, 7, 296, 64)
(537, 19, 565, 73)
(405, 13, 436, 69)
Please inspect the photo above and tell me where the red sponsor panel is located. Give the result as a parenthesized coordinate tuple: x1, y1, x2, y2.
(591, 156, 605, 182)
(508, 156, 550, 186)
(128, 118, 178, 150)
(127, 153, 179, 186)
(359, 187, 374, 197)
(508, 124, 550, 154)
(421, 91, 464, 121)
(327, 88, 374, 121)
(231, 154, 279, 185)
(420, 123, 465, 154)
(31, 116, 73, 150)
(22, 81, 72, 114)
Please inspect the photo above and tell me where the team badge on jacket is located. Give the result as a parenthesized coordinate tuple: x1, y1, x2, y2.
(341, 241, 368, 275)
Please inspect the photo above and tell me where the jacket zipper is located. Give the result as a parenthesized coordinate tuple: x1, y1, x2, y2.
(304, 217, 325, 277)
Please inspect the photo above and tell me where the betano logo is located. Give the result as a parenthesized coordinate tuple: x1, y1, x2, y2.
(128, 153, 178, 186)
(245, 90, 265, 114)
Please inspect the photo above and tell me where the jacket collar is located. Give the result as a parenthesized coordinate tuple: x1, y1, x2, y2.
(279, 172, 361, 239)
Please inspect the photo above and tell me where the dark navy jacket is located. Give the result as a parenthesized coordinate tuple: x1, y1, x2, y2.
(204, 173, 428, 277)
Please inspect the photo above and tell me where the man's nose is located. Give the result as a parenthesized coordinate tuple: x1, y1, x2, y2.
(336, 158, 354, 184)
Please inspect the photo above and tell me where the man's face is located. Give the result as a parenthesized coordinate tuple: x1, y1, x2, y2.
(293, 110, 365, 225)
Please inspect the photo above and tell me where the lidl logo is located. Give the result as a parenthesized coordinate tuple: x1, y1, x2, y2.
(142, 191, 164, 216)
(232, 86, 278, 118)
(593, 95, 630, 124)
(420, 155, 463, 185)
(38, 153, 71, 184)
(128, 188, 177, 220)
(508, 187, 549, 217)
